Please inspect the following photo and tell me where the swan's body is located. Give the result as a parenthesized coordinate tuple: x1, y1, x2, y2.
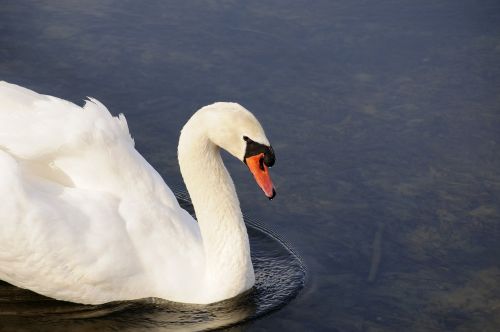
(0, 81, 275, 304)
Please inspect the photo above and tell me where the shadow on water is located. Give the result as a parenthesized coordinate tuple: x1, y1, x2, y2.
(0, 192, 306, 331)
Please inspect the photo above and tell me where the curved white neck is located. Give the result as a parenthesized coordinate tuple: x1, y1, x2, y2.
(178, 111, 254, 300)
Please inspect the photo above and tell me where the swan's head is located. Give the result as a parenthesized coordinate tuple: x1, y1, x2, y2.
(201, 102, 276, 199)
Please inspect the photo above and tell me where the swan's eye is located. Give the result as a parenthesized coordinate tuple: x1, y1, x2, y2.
(259, 156, 265, 171)
(243, 136, 249, 142)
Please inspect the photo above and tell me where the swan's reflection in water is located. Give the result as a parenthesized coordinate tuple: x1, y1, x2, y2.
(0, 192, 305, 331)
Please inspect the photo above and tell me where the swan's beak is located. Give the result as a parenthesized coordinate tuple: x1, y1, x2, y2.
(245, 153, 276, 200)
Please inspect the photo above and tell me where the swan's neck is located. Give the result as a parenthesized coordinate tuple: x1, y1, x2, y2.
(178, 114, 254, 299)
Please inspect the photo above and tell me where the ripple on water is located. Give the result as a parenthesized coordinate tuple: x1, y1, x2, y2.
(0, 191, 306, 331)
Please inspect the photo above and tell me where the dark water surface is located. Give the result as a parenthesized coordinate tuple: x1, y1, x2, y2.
(1, 0, 500, 331)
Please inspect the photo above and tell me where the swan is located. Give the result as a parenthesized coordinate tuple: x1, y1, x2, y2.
(0, 81, 276, 305)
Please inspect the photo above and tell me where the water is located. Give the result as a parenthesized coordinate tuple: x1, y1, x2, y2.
(1, 0, 500, 331)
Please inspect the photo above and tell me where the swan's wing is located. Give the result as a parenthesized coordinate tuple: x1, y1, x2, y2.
(0, 149, 145, 302)
(0, 148, 202, 303)
(0, 81, 132, 159)
(0, 82, 203, 303)
(0, 81, 177, 207)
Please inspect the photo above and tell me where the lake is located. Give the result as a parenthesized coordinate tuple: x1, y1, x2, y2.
(1, 0, 499, 331)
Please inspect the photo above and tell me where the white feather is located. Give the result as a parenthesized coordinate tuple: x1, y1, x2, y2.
(0, 81, 271, 304)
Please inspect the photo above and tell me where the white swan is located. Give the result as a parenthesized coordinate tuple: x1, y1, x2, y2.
(0, 81, 276, 305)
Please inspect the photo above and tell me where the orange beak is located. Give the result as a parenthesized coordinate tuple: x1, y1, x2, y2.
(245, 153, 276, 199)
